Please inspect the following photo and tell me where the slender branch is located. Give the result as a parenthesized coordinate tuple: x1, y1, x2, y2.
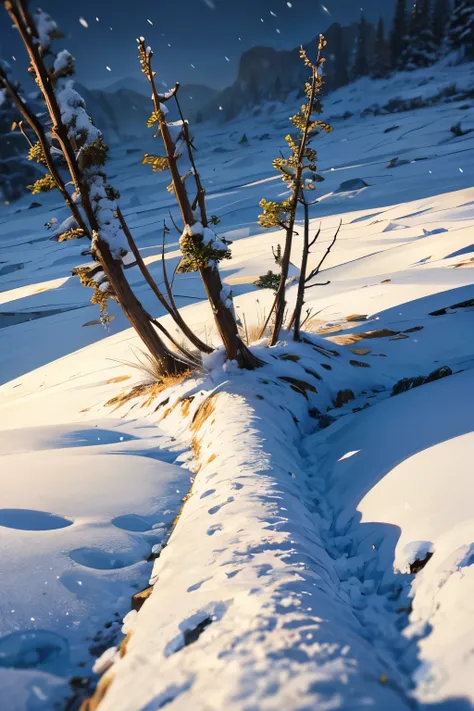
(117, 208, 213, 355)
(149, 316, 199, 366)
(174, 90, 208, 226)
(308, 223, 322, 249)
(305, 220, 341, 284)
(168, 210, 182, 235)
(17, 120, 34, 148)
(161, 222, 178, 312)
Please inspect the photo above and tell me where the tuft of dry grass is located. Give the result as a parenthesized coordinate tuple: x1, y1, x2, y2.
(105, 371, 191, 411)
(106, 375, 131, 384)
(79, 672, 114, 711)
(238, 304, 270, 345)
(191, 395, 218, 433)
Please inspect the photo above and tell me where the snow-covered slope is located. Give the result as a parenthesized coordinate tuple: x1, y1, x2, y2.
(1, 60, 474, 710)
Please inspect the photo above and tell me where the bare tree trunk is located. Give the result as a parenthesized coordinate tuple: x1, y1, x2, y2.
(5, 1, 188, 374)
(292, 201, 310, 341)
(94, 238, 185, 374)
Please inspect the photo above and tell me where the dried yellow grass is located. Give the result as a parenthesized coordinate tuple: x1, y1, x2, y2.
(105, 371, 191, 411)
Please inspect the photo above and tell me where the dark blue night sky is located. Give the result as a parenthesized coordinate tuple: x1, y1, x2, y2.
(1, 1, 396, 90)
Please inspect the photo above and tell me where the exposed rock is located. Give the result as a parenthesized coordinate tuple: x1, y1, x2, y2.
(318, 414, 336, 429)
(391, 366, 452, 396)
(410, 552, 434, 574)
(335, 178, 369, 193)
(334, 389, 355, 408)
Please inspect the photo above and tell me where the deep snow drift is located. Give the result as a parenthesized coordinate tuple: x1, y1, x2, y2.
(1, 58, 474, 710)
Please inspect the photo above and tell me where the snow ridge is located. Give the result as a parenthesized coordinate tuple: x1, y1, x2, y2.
(95, 343, 418, 711)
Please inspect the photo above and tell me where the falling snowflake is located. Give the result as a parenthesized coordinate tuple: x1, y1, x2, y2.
(321, 4, 331, 14)
(270, 10, 277, 16)
(147, 18, 153, 25)
(225, 56, 230, 61)
(106, 66, 111, 71)
(79, 17, 88, 28)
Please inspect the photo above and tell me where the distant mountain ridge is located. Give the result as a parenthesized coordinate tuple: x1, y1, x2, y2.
(78, 80, 218, 143)
(198, 21, 377, 123)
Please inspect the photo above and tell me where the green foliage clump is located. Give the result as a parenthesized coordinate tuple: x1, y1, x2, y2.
(258, 198, 292, 229)
(79, 138, 109, 169)
(28, 173, 56, 194)
(258, 35, 333, 230)
(254, 271, 281, 292)
(27, 141, 47, 165)
(178, 228, 231, 273)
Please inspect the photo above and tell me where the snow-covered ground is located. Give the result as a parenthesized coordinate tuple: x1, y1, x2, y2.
(1, 59, 474, 710)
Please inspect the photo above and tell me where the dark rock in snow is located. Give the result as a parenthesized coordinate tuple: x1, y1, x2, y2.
(410, 552, 434, 574)
(392, 375, 427, 396)
(391, 366, 452, 396)
(424, 365, 453, 383)
(318, 414, 336, 429)
(334, 389, 355, 408)
(335, 178, 368, 193)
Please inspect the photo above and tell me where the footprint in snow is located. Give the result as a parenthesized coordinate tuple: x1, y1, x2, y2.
(207, 524, 223, 536)
(111, 514, 151, 532)
(68, 547, 141, 570)
(0, 508, 73, 531)
(200, 489, 216, 499)
(208, 497, 234, 516)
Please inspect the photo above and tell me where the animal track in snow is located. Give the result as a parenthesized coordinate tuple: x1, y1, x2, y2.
(207, 524, 223, 536)
(68, 547, 140, 570)
(111, 514, 151, 532)
(0, 508, 73, 531)
(208, 497, 234, 515)
(200, 489, 216, 499)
